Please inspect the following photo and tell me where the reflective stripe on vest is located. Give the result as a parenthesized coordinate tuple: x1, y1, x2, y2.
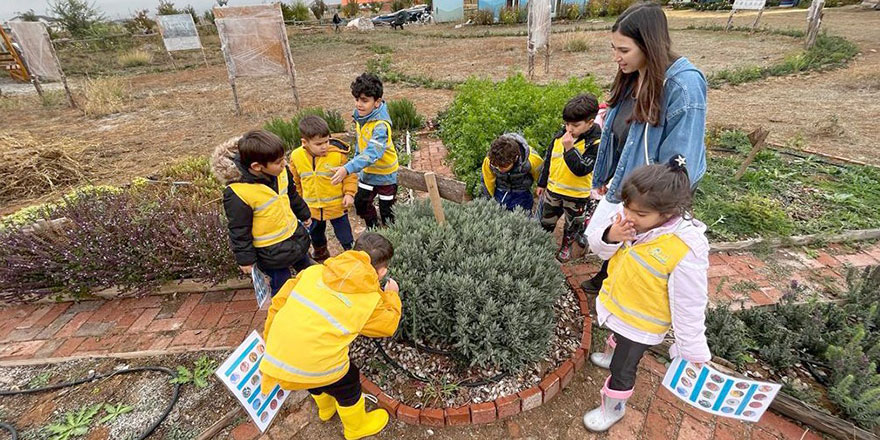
(229, 171, 297, 248)
(290, 147, 347, 209)
(547, 136, 591, 198)
(288, 289, 352, 335)
(356, 120, 398, 175)
(262, 353, 349, 378)
(261, 265, 381, 386)
(598, 233, 690, 334)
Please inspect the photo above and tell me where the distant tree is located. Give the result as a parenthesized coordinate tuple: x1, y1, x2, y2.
(157, 0, 183, 15)
(311, 0, 328, 20)
(15, 9, 41, 21)
(124, 9, 157, 34)
(48, 0, 106, 37)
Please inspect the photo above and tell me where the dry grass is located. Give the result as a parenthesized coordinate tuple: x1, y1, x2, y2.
(82, 77, 129, 117)
(0, 131, 92, 203)
(117, 49, 153, 68)
(561, 36, 590, 53)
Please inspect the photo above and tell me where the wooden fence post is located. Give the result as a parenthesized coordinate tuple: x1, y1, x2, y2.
(424, 172, 446, 225)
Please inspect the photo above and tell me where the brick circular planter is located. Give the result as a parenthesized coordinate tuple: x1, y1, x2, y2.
(359, 276, 592, 427)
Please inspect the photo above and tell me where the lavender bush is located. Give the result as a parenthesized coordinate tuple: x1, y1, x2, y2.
(0, 189, 238, 303)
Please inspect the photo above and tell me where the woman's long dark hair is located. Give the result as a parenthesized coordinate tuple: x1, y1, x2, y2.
(608, 2, 678, 126)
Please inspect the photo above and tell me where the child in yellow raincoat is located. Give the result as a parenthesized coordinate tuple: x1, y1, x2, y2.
(260, 232, 401, 440)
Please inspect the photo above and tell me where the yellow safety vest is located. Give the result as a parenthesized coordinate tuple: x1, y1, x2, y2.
(547, 136, 594, 199)
(356, 120, 398, 175)
(598, 233, 691, 334)
(289, 145, 347, 209)
(261, 265, 381, 387)
(228, 171, 298, 248)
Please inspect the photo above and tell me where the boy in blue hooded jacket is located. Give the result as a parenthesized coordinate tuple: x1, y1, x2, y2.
(331, 73, 399, 228)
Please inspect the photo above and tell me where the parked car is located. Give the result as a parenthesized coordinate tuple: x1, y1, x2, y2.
(372, 5, 431, 28)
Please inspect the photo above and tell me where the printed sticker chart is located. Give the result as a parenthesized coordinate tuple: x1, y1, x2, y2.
(215, 330, 290, 432)
(662, 357, 781, 423)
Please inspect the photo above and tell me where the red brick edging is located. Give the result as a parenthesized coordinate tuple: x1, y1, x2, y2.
(359, 280, 592, 427)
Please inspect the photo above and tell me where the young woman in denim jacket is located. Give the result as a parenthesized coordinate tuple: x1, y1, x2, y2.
(580, 2, 708, 296)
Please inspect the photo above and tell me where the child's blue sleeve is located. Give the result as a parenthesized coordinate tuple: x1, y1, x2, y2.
(344, 124, 389, 175)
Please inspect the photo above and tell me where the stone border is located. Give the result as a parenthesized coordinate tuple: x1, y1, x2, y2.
(358, 280, 592, 427)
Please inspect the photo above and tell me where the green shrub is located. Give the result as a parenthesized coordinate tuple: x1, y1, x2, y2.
(382, 199, 565, 371)
(472, 9, 495, 25)
(559, 3, 581, 20)
(369, 43, 393, 54)
(439, 74, 602, 194)
(606, 0, 636, 15)
(263, 108, 347, 150)
(707, 34, 858, 88)
(342, 0, 359, 18)
(499, 6, 526, 24)
(387, 98, 425, 132)
(704, 267, 880, 429)
(585, 0, 606, 17)
(282, 0, 312, 22)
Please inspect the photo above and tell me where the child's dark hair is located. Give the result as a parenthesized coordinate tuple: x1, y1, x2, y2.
(620, 155, 692, 218)
(239, 130, 285, 167)
(351, 73, 383, 99)
(562, 94, 600, 123)
(354, 232, 394, 269)
(488, 136, 520, 168)
(299, 115, 330, 140)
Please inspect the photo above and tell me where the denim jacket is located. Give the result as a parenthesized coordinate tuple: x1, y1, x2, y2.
(591, 57, 708, 203)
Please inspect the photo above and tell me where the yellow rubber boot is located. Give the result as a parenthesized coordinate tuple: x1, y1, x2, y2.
(310, 393, 337, 422)
(336, 395, 389, 440)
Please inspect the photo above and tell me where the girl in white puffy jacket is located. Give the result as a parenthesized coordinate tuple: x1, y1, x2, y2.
(583, 155, 711, 432)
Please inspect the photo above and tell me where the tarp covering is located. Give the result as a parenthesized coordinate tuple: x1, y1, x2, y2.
(8, 21, 62, 81)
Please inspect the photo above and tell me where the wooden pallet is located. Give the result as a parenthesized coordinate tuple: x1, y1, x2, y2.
(0, 26, 29, 82)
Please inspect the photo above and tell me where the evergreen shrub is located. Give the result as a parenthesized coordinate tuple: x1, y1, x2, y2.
(439, 74, 602, 194)
(382, 199, 565, 372)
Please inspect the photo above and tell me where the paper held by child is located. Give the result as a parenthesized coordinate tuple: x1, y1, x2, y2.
(215, 330, 290, 432)
(252, 265, 271, 310)
(662, 357, 781, 423)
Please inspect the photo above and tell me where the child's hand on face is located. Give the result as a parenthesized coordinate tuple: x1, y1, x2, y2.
(330, 167, 348, 185)
(384, 277, 399, 292)
(343, 194, 354, 208)
(561, 130, 575, 151)
(607, 214, 636, 243)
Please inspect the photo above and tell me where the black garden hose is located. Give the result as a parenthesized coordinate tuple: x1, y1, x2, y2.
(372, 339, 508, 388)
(0, 366, 180, 440)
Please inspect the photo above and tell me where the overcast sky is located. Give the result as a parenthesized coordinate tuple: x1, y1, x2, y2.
(1, 0, 274, 22)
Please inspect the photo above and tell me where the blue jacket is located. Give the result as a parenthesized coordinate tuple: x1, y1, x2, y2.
(344, 102, 398, 186)
(591, 57, 707, 203)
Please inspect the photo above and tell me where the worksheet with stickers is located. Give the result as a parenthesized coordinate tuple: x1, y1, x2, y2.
(662, 358, 781, 423)
(215, 331, 290, 432)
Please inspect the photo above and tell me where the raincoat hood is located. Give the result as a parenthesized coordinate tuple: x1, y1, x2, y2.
(321, 250, 381, 295)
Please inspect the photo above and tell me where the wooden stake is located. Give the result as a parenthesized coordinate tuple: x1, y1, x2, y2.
(166, 49, 178, 69)
(805, 0, 825, 49)
(43, 32, 77, 108)
(200, 47, 210, 67)
(733, 126, 769, 181)
(725, 9, 736, 31)
(398, 167, 470, 203)
(750, 8, 764, 32)
(424, 172, 446, 225)
(279, 21, 301, 110)
(405, 130, 414, 202)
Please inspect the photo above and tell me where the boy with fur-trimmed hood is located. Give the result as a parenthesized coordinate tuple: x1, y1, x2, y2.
(211, 130, 314, 295)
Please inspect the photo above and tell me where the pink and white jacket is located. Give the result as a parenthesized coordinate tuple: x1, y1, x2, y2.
(588, 205, 712, 363)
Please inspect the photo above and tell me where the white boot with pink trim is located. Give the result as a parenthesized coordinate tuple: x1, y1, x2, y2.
(589, 333, 616, 369)
(582, 376, 633, 432)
